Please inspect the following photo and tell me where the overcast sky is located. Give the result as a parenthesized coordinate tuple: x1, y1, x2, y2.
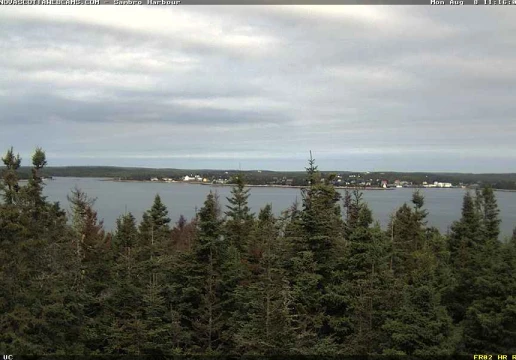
(0, 6, 514, 172)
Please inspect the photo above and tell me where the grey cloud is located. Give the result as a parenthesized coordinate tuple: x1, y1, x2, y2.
(0, 6, 515, 171)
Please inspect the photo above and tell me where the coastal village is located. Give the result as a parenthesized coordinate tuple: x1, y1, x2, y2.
(146, 171, 459, 189)
(150, 173, 230, 185)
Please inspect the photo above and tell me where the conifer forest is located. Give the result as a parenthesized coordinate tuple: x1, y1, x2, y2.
(1, 147, 515, 356)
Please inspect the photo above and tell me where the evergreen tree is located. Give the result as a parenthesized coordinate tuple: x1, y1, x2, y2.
(382, 284, 455, 355)
(234, 204, 295, 354)
(286, 152, 346, 354)
(139, 194, 171, 257)
(67, 187, 113, 353)
(1, 146, 22, 205)
(342, 191, 392, 354)
(458, 187, 508, 353)
(24, 147, 48, 213)
(220, 174, 256, 350)
(167, 192, 225, 353)
(170, 215, 196, 252)
(343, 189, 373, 239)
(445, 191, 483, 322)
(0, 147, 83, 354)
(0, 148, 24, 245)
(382, 191, 455, 355)
(133, 195, 175, 354)
(115, 212, 138, 250)
(225, 174, 254, 252)
(297, 151, 343, 272)
(191, 192, 226, 353)
(479, 185, 501, 242)
(4, 146, 516, 356)
(136, 195, 171, 319)
(107, 212, 145, 355)
(389, 191, 428, 281)
(67, 187, 106, 264)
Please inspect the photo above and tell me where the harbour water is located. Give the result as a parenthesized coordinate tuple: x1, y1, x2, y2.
(41, 177, 516, 238)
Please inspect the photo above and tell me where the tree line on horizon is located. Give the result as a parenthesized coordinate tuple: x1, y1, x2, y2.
(11, 163, 516, 190)
(1, 146, 516, 356)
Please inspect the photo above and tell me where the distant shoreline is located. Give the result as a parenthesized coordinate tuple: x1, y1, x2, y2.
(36, 178, 513, 192)
(102, 178, 398, 190)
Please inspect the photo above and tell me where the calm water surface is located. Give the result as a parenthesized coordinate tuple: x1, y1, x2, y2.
(42, 177, 516, 238)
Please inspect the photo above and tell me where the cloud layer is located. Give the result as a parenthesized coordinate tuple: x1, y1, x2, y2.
(1, 6, 514, 171)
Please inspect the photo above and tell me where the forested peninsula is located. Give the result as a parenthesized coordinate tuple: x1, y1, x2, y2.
(1, 147, 516, 356)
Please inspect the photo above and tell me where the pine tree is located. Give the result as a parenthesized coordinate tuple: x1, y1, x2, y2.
(107, 212, 144, 355)
(115, 212, 138, 250)
(136, 194, 171, 319)
(225, 174, 254, 252)
(67, 187, 113, 353)
(458, 186, 509, 353)
(234, 204, 295, 354)
(138, 194, 171, 260)
(343, 189, 373, 239)
(0, 147, 24, 244)
(286, 152, 346, 354)
(132, 195, 175, 354)
(219, 174, 256, 350)
(191, 191, 226, 353)
(167, 192, 225, 353)
(479, 185, 501, 242)
(342, 191, 392, 354)
(24, 147, 48, 213)
(297, 151, 343, 272)
(445, 191, 482, 322)
(1, 146, 22, 205)
(382, 191, 455, 355)
(389, 191, 428, 281)
(67, 187, 106, 264)
(444, 186, 510, 353)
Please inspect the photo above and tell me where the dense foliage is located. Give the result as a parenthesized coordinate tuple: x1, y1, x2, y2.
(1, 147, 516, 355)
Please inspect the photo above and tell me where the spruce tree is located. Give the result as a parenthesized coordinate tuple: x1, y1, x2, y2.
(1, 146, 21, 205)
(107, 212, 145, 355)
(383, 192, 455, 355)
(225, 174, 254, 252)
(458, 186, 508, 353)
(133, 195, 174, 354)
(389, 191, 428, 281)
(167, 192, 225, 353)
(24, 147, 48, 213)
(445, 191, 482, 322)
(234, 204, 295, 354)
(0, 148, 24, 244)
(343, 191, 392, 354)
(67, 187, 113, 353)
(220, 174, 256, 350)
(479, 185, 501, 242)
(192, 191, 226, 353)
(286, 152, 346, 354)
(136, 194, 171, 312)
(115, 212, 138, 249)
